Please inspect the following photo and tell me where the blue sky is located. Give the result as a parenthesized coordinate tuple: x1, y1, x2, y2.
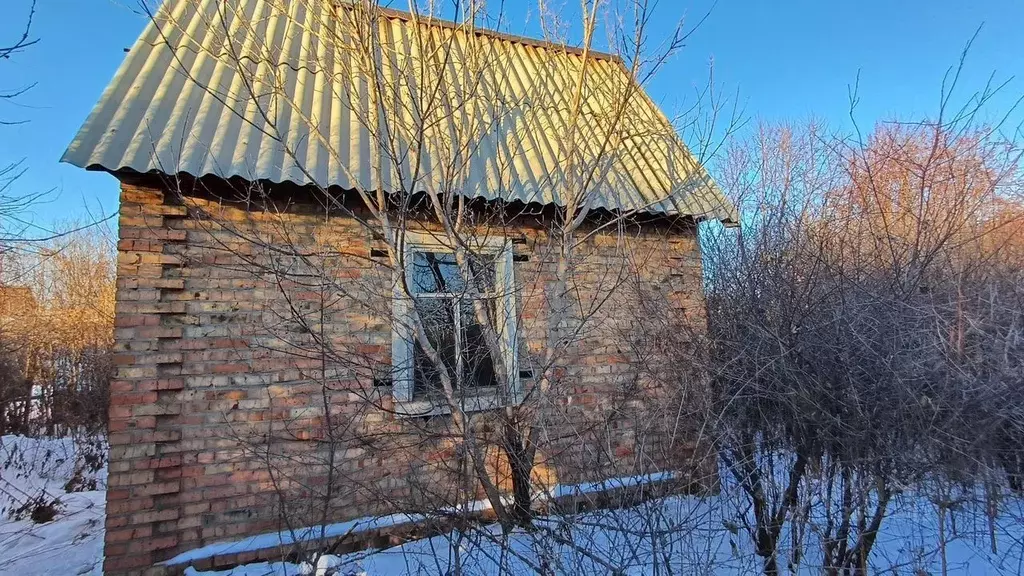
(1, 0, 1022, 233)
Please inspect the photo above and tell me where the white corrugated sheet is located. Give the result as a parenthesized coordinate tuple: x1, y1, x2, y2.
(62, 0, 736, 222)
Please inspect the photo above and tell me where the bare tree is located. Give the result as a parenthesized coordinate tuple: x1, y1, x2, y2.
(0, 0, 40, 258)
(113, 0, 741, 569)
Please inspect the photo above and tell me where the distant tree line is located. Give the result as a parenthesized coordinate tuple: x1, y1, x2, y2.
(0, 230, 115, 436)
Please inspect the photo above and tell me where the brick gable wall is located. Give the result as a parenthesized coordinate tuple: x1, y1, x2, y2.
(104, 179, 712, 575)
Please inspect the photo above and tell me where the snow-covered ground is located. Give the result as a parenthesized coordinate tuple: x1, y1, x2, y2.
(182, 493, 1024, 576)
(0, 435, 106, 576)
(3, 435, 1024, 576)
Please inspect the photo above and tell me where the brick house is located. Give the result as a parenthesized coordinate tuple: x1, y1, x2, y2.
(62, 1, 736, 574)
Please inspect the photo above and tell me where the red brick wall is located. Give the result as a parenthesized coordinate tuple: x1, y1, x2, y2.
(104, 179, 711, 575)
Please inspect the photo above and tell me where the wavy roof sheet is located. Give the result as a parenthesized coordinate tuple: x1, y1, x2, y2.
(62, 0, 736, 223)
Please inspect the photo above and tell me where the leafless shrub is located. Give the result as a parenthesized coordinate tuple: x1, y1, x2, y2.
(703, 75, 1024, 573)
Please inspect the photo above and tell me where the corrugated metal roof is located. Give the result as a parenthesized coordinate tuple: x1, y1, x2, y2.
(61, 0, 736, 223)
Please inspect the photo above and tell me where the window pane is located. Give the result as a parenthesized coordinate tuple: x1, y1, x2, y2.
(412, 251, 462, 294)
(412, 297, 501, 397)
(411, 251, 497, 294)
(461, 300, 499, 389)
(413, 298, 457, 395)
(467, 254, 497, 293)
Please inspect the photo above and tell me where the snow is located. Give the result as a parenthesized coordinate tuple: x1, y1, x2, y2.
(545, 471, 678, 499)
(163, 513, 425, 566)
(184, 490, 1024, 576)
(166, 472, 678, 567)
(4, 435, 1024, 576)
(183, 561, 307, 576)
(0, 435, 106, 576)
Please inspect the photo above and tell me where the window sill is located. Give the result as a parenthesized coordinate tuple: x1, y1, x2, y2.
(394, 392, 523, 418)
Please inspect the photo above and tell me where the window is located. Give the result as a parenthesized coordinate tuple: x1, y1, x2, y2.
(392, 234, 520, 414)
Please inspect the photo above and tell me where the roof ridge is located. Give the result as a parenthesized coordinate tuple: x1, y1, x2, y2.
(367, 4, 623, 64)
